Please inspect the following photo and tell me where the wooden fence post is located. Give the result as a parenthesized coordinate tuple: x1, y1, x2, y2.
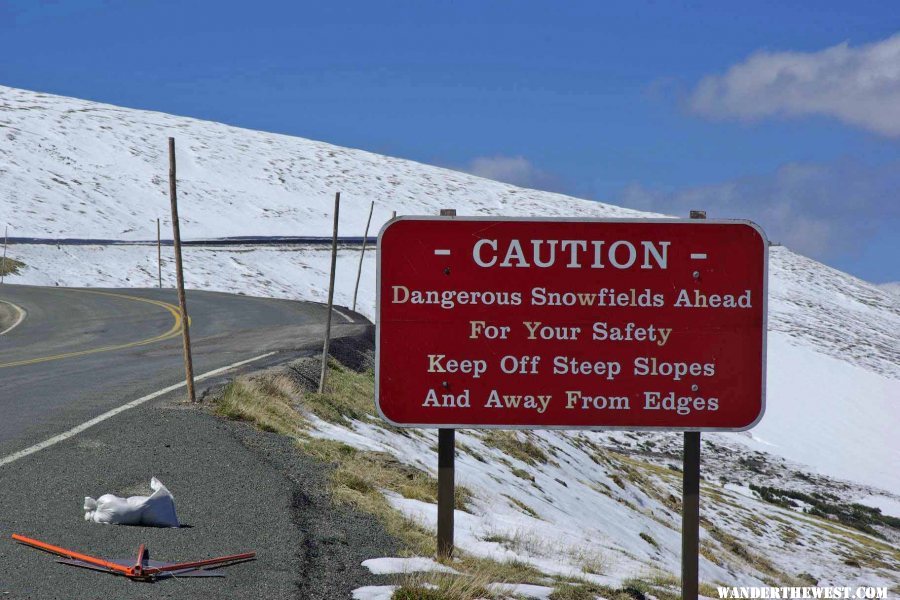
(1, 225, 7, 285)
(157, 218, 162, 288)
(319, 192, 341, 393)
(352, 201, 374, 312)
(168, 138, 196, 403)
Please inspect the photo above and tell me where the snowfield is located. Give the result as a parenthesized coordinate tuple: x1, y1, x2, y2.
(2, 85, 899, 590)
(0, 84, 648, 241)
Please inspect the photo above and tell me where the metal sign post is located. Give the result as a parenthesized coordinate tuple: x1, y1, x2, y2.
(682, 209, 706, 599)
(682, 430, 700, 598)
(436, 208, 457, 559)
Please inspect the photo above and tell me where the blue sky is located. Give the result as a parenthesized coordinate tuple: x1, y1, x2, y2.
(2, 0, 898, 282)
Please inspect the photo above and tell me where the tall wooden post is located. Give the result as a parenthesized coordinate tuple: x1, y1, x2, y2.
(352, 201, 375, 312)
(682, 209, 706, 599)
(1, 225, 7, 285)
(319, 192, 341, 393)
(157, 218, 162, 288)
(168, 138, 196, 403)
(436, 208, 456, 559)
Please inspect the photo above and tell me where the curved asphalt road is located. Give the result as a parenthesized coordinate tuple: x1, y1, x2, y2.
(0, 285, 363, 459)
(0, 285, 392, 599)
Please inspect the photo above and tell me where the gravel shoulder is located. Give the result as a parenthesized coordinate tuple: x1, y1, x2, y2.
(0, 351, 398, 599)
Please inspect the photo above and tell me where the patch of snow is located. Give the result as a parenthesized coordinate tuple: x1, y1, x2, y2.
(351, 585, 399, 600)
(734, 333, 900, 494)
(362, 557, 459, 575)
(856, 494, 900, 519)
(877, 282, 900, 297)
(487, 582, 556, 599)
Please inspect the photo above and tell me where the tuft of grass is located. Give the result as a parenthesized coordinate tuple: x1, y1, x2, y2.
(639, 532, 659, 548)
(303, 360, 377, 425)
(481, 431, 549, 466)
(550, 578, 684, 600)
(706, 525, 788, 581)
(455, 555, 544, 584)
(0, 257, 24, 277)
(504, 495, 539, 519)
(510, 467, 534, 482)
(456, 441, 487, 463)
(392, 573, 495, 600)
(392, 555, 547, 600)
(569, 547, 607, 575)
(216, 377, 305, 436)
(549, 582, 609, 600)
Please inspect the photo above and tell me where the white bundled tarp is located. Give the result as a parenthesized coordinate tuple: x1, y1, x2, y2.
(84, 477, 180, 527)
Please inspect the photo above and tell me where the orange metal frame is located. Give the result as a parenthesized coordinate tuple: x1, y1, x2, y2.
(12, 533, 255, 580)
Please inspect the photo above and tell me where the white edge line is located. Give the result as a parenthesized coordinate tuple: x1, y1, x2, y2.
(0, 351, 277, 468)
(0, 301, 27, 336)
(332, 307, 354, 323)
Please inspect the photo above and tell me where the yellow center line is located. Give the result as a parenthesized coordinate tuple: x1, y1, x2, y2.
(0, 290, 187, 369)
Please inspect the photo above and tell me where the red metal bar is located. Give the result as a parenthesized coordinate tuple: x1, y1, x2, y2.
(11, 534, 130, 575)
(12, 533, 255, 580)
(147, 552, 256, 575)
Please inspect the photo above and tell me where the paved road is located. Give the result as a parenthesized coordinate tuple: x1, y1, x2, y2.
(0, 285, 396, 598)
(0, 285, 362, 458)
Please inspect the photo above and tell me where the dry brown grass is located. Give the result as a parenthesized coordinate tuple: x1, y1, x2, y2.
(392, 554, 547, 600)
(0, 257, 24, 277)
(214, 360, 472, 556)
(481, 431, 549, 466)
(216, 375, 304, 436)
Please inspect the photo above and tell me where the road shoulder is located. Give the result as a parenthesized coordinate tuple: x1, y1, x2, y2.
(0, 382, 398, 599)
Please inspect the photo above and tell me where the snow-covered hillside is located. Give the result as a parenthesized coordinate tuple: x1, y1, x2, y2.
(0, 85, 647, 240)
(2, 86, 899, 588)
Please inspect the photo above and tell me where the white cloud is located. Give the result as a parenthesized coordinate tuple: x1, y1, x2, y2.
(616, 160, 900, 260)
(462, 155, 563, 192)
(689, 33, 900, 136)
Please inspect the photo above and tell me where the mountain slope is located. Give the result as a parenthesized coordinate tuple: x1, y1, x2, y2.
(0, 85, 647, 241)
(2, 83, 899, 572)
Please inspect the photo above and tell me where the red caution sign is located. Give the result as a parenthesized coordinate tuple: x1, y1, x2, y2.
(376, 218, 767, 431)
